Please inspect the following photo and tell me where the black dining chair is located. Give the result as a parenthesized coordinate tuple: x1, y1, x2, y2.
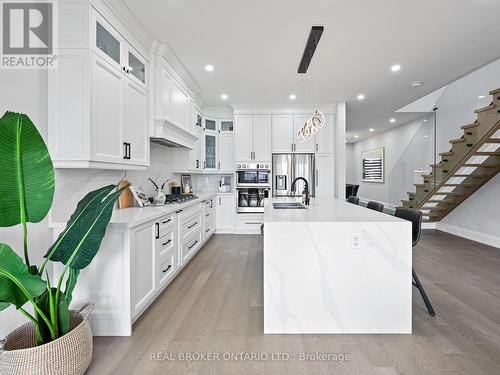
(346, 184, 354, 199)
(367, 201, 384, 212)
(394, 207, 436, 317)
(352, 184, 359, 197)
(347, 196, 359, 205)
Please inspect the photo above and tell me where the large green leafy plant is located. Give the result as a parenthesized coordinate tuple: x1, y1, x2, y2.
(0, 111, 126, 345)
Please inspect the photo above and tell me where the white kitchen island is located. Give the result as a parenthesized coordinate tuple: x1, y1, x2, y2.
(263, 198, 412, 334)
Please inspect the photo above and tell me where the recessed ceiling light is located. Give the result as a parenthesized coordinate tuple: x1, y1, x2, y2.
(424, 119, 427, 122)
(478, 95, 486, 99)
(369, 128, 374, 132)
(289, 94, 297, 100)
(204, 64, 214, 72)
(354, 135, 359, 138)
(221, 94, 228, 100)
(357, 94, 365, 100)
(390, 64, 401, 72)
(410, 81, 423, 88)
(390, 118, 396, 123)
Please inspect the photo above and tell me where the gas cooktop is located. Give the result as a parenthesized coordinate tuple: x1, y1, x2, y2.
(164, 194, 198, 204)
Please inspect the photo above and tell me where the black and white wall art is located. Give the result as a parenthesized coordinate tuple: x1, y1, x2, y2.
(362, 147, 385, 183)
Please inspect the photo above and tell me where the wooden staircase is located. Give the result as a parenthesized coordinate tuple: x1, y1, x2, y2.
(402, 88, 500, 222)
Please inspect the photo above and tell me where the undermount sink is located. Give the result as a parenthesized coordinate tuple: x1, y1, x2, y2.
(272, 202, 306, 209)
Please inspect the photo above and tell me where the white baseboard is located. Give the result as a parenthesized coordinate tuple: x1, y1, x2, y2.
(436, 222, 500, 249)
(422, 222, 437, 230)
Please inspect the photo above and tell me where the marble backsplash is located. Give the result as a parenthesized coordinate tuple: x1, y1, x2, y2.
(50, 143, 231, 223)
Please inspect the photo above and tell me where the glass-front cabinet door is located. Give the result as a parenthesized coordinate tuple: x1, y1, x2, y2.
(204, 117, 217, 132)
(94, 12, 122, 70)
(204, 134, 217, 170)
(127, 49, 146, 87)
(219, 119, 234, 132)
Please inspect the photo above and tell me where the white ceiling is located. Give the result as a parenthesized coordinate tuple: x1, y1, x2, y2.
(123, 0, 500, 141)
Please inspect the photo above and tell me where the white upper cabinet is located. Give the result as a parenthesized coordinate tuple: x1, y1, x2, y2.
(219, 119, 234, 133)
(314, 114, 335, 153)
(252, 115, 272, 161)
(272, 115, 294, 153)
(126, 47, 147, 88)
(235, 115, 272, 162)
(125, 81, 149, 165)
(91, 55, 125, 163)
(49, 5, 150, 169)
(204, 117, 218, 133)
(293, 115, 315, 153)
(235, 115, 254, 161)
(204, 133, 218, 170)
(218, 134, 234, 171)
(93, 11, 122, 70)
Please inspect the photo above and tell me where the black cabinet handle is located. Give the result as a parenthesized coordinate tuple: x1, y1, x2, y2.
(206, 229, 210, 233)
(162, 239, 172, 246)
(162, 265, 172, 273)
(162, 219, 171, 224)
(155, 222, 159, 239)
(196, 159, 199, 169)
(122, 66, 126, 72)
(205, 213, 210, 217)
(188, 240, 198, 249)
(176, 209, 183, 214)
(188, 222, 198, 229)
(123, 143, 131, 159)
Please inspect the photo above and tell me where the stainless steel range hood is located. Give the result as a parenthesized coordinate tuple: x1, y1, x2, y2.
(151, 119, 198, 149)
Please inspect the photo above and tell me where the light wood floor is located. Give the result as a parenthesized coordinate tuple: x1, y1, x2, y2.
(89, 231, 500, 375)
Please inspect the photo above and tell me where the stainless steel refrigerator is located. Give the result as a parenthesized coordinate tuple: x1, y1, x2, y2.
(272, 154, 315, 197)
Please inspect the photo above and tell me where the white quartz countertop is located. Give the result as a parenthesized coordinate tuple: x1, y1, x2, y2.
(264, 197, 407, 223)
(109, 192, 217, 227)
(50, 192, 218, 229)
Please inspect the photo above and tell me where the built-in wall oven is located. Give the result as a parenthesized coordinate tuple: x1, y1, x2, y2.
(236, 163, 270, 213)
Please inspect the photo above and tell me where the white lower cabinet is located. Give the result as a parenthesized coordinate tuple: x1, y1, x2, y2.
(236, 214, 264, 234)
(57, 196, 218, 336)
(203, 198, 216, 240)
(131, 222, 156, 317)
(216, 194, 235, 232)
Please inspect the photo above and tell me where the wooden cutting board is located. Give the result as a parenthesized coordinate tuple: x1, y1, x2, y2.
(118, 179, 134, 209)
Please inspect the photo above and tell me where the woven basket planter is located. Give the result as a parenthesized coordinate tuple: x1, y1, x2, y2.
(0, 304, 93, 375)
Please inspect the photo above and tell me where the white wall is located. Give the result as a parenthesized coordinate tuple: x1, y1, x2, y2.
(346, 118, 423, 204)
(347, 57, 500, 248)
(0, 69, 53, 335)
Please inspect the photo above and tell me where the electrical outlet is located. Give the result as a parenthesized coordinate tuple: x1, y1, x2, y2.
(352, 233, 361, 249)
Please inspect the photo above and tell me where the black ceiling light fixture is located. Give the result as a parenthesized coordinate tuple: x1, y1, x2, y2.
(297, 26, 324, 74)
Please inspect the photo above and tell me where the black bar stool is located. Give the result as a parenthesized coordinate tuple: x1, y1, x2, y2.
(394, 207, 436, 317)
(367, 201, 384, 212)
(347, 196, 359, 205)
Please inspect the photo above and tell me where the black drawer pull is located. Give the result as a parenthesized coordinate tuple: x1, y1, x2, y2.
(155, 222, 160, 239)
(162, 265, 172, 273)
(162, 239, 172, 246)
(176, 209, 183, 213)
(188, 222, 198, 229)
(162, 219, 172, 224)
(206, 229, 210, 233)
(205, 213, 210, 217)
(188, 240, 198, 249)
